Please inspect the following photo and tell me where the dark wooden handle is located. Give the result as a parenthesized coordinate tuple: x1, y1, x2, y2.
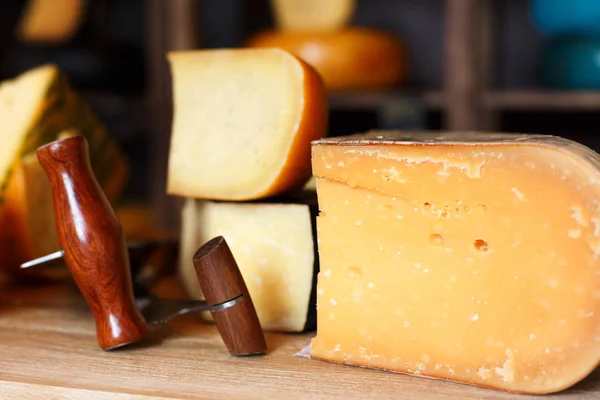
(37, 136, 147, 350)
(193, 236, 267, 356)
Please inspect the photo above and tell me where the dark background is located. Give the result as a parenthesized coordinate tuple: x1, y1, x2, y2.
(1, 0, 598, 206)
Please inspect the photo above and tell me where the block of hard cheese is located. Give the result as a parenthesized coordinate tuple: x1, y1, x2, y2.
(0, 65, 127, 275)
(166, 48, 328, 201)
(0, 64, 127, 203)
(179, 193, 318, 332)
(309, 131, 600, 394)
(0, 129, 124, 278)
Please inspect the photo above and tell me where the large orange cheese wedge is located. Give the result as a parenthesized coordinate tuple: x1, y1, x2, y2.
(310, 131, 600, 394)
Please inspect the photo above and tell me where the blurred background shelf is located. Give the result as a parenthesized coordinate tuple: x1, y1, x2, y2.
(336, 89, 600, 112)
(483, 91, 600, 110)
(329, 90, 444, 110)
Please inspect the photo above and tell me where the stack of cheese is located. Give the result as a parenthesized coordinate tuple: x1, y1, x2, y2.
(246, 0, 407, 92)
(0, 64, 128, 278)
(167, 48, 328, 332)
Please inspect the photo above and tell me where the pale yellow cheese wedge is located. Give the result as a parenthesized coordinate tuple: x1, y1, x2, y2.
(179, 197, 317, 332)
(310, 131, 600, 394)
(271, 0, 356, 32)
(166, 48, 328, 201)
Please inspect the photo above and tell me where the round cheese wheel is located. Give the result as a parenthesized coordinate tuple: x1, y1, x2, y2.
(246, 28, 407, 92)
(271, 0, 356, 32)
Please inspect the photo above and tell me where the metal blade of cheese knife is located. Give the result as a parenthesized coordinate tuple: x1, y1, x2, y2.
(131, 273, 243, 323)
(19, 246, 240, 324)
(20, 238, 178, 269)
(130, 265, 246, 324)
(20, 250, 64, 269)
(136, 290, 246, 324)
(19, 237, 241, 325)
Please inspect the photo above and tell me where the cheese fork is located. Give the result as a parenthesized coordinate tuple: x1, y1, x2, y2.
(22, 240, 243, 325)
(26, 135, 266, 355)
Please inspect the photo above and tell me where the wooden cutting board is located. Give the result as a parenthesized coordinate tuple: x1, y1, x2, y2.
(0, 279, 598, 399)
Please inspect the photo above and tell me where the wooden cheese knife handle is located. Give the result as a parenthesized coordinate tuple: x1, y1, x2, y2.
(193, 236, 267, 356)
(37, 136, 147, 350)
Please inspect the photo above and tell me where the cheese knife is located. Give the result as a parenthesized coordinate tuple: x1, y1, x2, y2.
(32, 135, 266, 355)
(22, 238, 244, 326)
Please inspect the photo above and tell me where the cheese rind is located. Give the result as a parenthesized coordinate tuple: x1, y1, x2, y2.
(179, 195, 318, 332)
(166, 48, 328, 201)
(310, 131, 600, 394)
(246, 28, 406, 92)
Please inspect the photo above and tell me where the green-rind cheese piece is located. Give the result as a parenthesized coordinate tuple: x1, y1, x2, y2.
(0, 64, 127, 204)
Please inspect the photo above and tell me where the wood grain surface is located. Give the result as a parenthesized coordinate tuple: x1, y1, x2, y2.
(193, 236, 266, 356)
(0, 279, 598, 400)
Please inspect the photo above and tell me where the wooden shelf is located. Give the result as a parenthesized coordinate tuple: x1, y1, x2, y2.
(483, 91, 600, 111)
(441, 0, 600, 128)
(330, 90, 600, 113)
(328, 90, 444, 110)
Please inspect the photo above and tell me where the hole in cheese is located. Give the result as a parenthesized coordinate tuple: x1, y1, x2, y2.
(429, 233, 444, 246)
(474, 239, 488, 252)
